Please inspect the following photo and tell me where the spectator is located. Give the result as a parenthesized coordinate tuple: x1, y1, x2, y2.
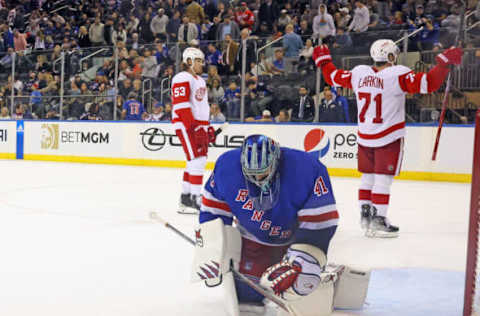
(127, 32, 140, 50)
(276, 108, 290, 122)
(12, 104, 33, 120)
(332, 87, 350, 123)
(122, 92, 145, 120)
(408, 4, 426, 27)
(206, 43, 222, 67)
(142, 48, 158, 79)
(245, 109, 274, 122)
(151, 8, 169, 40)
(178, 16, 198, 44)
(333, 27, 353, 48)
(348, 0, 370, 32)
(209, 102, 226, 123)
(258, 0, 279, 32)
(283, 24, 303, 57)
(208, 78, 224, 104)
(13, 29, 27, 52)
(290, 86, 315, 122)
(205, 0, 218, 21)
(223, 81, 241, 119)
(77, 25, 91, 48)
(318, 89, 344, 123)
(34, 30, 46, 50)
(89, 16, 105, 46)
(335, 7, 351, 29)
(0, 106, 10, 119)
(139, 12, 155, 43)
(167, 10, 181, 42)
(112, 23, 127, 46)
(80, 102, 103, 120)
(277, 9, 292, 33)
(298, 20, 312, 43)
(267, 48, 285, 75)
(235, 2, 255, 30)
(217, 14, 240, 41)
(127, 14, 140, 34)
(392, 11, 405, 25)
(185, 0, 206, 25)
(298, 38, 315, 73)
(104, 18, 114, 46)
(207, 65, 221, 87)
(416, 16, 440, 51)
(161, 102, 172, 121)
(313, 4, 336, 44)
(235, 28, 256, 73)
(221, 34, 239, 74)
(145, 101, 165, 121)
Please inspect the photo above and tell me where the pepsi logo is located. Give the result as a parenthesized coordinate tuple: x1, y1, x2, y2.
(304, 129, 330, 160)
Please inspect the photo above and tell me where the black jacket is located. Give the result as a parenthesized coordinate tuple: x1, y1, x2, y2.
(290, 95, 315, 122)
(318, 98, 344, 123)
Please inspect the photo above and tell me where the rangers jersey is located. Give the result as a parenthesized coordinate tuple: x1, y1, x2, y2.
(200, 148, 338, 253)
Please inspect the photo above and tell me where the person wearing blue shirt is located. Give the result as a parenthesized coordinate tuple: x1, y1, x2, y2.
(283, 24, 303, 58)
(122, 92, 145, 120)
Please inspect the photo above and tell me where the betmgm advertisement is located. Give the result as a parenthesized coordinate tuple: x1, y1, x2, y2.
(25, 122, 118, 158)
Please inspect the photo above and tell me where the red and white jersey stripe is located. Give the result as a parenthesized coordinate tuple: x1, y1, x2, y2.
(201, 189, 232, 218)
(297, 204, 339, 230)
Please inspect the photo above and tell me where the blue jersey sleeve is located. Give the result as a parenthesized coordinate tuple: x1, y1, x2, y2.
(200, 162, 234, 226)
(295, 161, 338, 254)
(122, 101, 129, 111)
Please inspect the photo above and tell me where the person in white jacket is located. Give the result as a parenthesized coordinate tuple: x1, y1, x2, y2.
(312, 4, 336, 44)
(348, 0, 370, 33)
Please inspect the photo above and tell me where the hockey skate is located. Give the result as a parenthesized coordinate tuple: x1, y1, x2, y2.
(360, 204, 372, 230)
(178, 193, 200, 215)
(365, 213, 399, 238)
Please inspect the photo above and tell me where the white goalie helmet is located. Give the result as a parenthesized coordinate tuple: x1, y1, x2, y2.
(182, 47, 205, 65)
(370, 39, 400, 63)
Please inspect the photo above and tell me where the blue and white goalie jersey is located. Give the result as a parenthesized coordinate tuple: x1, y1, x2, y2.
(200, 147, 338, 253)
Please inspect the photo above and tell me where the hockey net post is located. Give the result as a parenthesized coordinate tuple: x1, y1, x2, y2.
(464, 109, 480, 316)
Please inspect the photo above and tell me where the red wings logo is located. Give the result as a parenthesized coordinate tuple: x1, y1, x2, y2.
(195, 229, 204, 247)
(195, 87, 206, 101)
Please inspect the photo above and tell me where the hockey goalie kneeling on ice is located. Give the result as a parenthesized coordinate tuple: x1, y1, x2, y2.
(191, 134, 370, 315)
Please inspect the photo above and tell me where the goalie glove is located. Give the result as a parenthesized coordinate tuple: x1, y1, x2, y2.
(260, 244, 327, 301)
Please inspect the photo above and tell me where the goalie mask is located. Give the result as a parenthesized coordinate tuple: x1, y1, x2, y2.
(370, 39, 399, 64)
(241, 135, 281, 210)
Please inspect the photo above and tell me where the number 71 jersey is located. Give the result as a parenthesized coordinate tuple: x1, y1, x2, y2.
(349, 65, 413, 148)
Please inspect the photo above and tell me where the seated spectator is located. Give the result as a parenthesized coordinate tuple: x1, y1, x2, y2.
(0, 107, 10, 120)
(392, 11, 405, 26)
(80, 102, 103, 120)
(145, 101, 165, 121)
(298, 38, 315, 73)
(318, 89, 344, 122)
(208, 78, 225, 104)
(267, 48, 285, 75)
(333, 27, 353, 48)
(275, 108, 290, 122)
(332, 87, 350, 123)
(298, 20, 312, 44)
(209, 103, 226, 123)
(245, 109, 275, 122)
(161, 102, 172, 121)
(12, 104, 33, 120)
(122, 92, 145, 120)
(290, 86, 315, 122)
(223, 81, 241, 119)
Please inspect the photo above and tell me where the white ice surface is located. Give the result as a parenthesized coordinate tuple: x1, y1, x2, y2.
(0, 160, 469, 316)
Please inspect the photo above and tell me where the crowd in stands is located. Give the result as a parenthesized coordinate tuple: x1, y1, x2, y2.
(0, 0, 478, 122)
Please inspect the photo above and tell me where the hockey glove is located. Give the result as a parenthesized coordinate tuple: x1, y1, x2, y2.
(435, 47, 463, 67)
(190, 125, 208, 157)
(312, 44, 333, 68)
(260, 246, 325, 301)
(207, 126, 216, 144)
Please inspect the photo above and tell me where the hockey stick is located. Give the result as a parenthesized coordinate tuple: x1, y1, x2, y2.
(148, 212, 293, 314)
(214, 122, 230, 137)
(431, 1, 466, 161)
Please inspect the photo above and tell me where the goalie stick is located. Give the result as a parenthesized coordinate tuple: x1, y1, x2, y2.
(431, 0, 465, 161)
(148, 212, 293, 314)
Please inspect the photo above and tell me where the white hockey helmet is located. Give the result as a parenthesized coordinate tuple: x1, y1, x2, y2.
(182, 47, 205, 65)
(370, 39, 400, 63)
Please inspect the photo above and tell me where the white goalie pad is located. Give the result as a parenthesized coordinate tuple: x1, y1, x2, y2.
(191, 218, 242, 286)
(333, 266, 370, 310)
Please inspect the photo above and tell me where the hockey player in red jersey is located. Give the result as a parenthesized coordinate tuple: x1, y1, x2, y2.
(313, 40, 463, 237)
(171, 47, 217, 214)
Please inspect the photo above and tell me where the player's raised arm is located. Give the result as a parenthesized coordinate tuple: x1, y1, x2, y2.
(312, 44, 353, 89)
(398, 47, 463, 94)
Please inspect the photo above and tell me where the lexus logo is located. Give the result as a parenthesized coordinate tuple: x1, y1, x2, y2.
(140, 127, 176, 151)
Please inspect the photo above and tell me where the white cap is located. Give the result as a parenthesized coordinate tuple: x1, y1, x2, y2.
(262, 110, 272, 116)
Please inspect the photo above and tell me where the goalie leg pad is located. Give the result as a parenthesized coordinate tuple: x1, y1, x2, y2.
(333, 266, 370, 310)
(191, 218, 242, 285)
